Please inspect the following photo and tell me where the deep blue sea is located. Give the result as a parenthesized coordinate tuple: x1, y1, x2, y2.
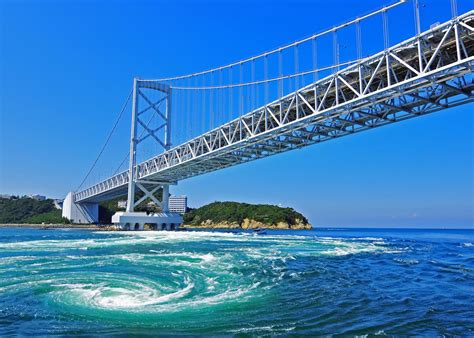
(0, 227, 473, 336)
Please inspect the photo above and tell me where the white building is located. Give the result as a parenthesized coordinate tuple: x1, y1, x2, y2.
(169, 195, 187, 214)
(117, 200, 127, 209)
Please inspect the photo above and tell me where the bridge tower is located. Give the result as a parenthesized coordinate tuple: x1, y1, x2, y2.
(111, 78, 183, 230)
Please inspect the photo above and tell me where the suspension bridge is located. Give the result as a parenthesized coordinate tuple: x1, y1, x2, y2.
(62, 0, 474, 229)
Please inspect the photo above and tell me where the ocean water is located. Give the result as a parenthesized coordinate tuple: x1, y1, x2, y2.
(0, 227, 473, 336)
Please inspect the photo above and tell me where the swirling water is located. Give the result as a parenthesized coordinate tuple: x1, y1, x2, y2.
(0, 227, 473, 335)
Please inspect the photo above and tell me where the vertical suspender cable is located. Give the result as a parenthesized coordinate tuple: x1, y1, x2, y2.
(333, 30, 338, 72)
(223, 70, 227, 122)
(239, 63, 243, 117)
(210, 71, 214, 129)
(202, 75, 206, 133)
(356, 20, 362, 60)
(188, 78, 191, 140)
(186, 77, 193, 141)
(264, 55, 268, 106)
(294, 45, 299, 90)
(256, 61, 259, 108)
(382, 10, 389, 50)
(179, 79, 184, 143)
(183, 79, 187, 142)
(251, 60, 255, 110)
(355, 20, 363, 98)
(312, 38, 318, 82)
(229, 66, 233, 120)
(278, 49, 283, 98)
(170, 81, 174, 145)
(413, 0, 421, 35)
(183, 79, 187, 141)
(450, 0, 457, 18)
(219, 69, 223, 126)
(193, 76, 198, 138)
(175, 80, 178, 143)
(206, 75, 210, 131)
(175, 80, 181, 143)
(186, 78, 191, 141)
(413, 0, 422, 71)
(180, 79, 186, 142)
(217, 72, 220, 126)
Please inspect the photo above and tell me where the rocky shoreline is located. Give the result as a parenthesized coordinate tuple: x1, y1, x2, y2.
(1, 221, 311, 231)
(183, 217, 312, 230)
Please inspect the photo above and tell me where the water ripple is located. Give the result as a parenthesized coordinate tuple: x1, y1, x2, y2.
(0, 228, 473, 335)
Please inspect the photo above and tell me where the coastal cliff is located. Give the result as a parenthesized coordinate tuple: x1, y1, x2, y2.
(183, 201, 312, 230)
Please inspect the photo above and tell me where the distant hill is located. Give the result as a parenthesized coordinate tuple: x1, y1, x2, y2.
(183, 201, 311, 230)
(0, 197, 68, 224)
(0, 197, 312, 229)
(0, 195, 157, 225)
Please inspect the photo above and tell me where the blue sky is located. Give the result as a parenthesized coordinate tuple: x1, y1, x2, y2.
(1, 0, 473, 228)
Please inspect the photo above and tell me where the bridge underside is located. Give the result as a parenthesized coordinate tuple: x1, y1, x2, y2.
(75, 12, 474, 204)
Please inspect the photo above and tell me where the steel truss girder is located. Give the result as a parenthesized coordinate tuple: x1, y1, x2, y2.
(74, 12, 474, 203)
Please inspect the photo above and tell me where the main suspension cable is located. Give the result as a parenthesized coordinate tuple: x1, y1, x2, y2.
(148, 0, 405, 82)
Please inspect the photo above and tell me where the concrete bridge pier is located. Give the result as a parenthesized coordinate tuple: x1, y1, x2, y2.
(121, 222, 144, 231)
(112, 211, 182, 231)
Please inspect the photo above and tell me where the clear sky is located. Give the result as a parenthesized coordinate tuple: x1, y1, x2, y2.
(1, 0, 473, 228)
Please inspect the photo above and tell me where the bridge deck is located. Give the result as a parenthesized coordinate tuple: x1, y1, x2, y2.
(75, 11, 474, 203)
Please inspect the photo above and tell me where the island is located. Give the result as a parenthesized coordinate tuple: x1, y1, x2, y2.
(183, 201, 312, 230)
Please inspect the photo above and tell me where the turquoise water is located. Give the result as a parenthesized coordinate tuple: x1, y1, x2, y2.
(0, 227, 473, 335)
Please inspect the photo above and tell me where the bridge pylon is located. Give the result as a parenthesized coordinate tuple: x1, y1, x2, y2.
(112, 78, 183, 230)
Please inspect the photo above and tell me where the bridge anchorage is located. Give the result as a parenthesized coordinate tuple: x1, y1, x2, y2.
(63, 2, 474, 230)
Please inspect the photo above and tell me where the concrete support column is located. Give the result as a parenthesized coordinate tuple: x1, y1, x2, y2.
(162, 185, 169, 213)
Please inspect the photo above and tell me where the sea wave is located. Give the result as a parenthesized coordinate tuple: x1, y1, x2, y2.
(4, 228, 462, 335)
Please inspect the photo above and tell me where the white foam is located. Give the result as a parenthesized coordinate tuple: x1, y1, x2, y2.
(1, 229, 410, 318)
(53, 276, 195, 310)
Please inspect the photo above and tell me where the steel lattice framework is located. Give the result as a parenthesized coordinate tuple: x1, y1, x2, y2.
(75, 11, 474, 203)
